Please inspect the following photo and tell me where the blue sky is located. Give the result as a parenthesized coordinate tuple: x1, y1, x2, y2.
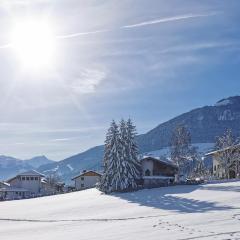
(0, 0, 240, 160)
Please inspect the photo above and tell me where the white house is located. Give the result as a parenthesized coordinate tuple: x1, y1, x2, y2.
(6, 170, 45, 195)
(140, 156, 178, 187)
(0, 170, 46, 200)
(206, 145, 240, 179)
(72, 170, 102, 190)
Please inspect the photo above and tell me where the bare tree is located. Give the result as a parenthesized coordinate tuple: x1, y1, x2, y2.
(215, 129, 239, 179)
(191, 157, 210, 179)
(170, 124, 193, 177)
(46, 173, 62, 193)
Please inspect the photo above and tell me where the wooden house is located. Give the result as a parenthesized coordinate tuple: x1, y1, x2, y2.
(140, 156, 178, 187)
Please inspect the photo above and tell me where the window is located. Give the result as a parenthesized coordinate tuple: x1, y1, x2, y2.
(30, 177, 34, 181)
(26, 177, 29, 181)
(145, 169, 151, 176)
(22, 177, 26, 180)
(81, 184, 84, 188)
(81, 177, 84, 181)
(35, 177, 38, 181)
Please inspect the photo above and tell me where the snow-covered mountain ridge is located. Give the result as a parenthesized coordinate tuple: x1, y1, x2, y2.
(0, 155, 54, 180)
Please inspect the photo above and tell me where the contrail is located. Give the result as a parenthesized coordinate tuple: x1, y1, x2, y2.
(121, 13, 217, 29)
(0, 12, 218, 45)
(56, 29, 110, 39)
(56, 12, 217, 39)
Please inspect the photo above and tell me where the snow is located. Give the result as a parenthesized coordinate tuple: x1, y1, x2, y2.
(67, 164, 74, 171)
(215, 99, 232, 107)
(145, 143, 214, 158)
(0, 180, 239, 240)
(218, 110, 234, 121)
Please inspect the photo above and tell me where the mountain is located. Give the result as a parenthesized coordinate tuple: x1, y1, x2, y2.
(38, 96, 240, 183)
(0, 155, 53, 181)
(137, 96, 240, 152)
(0, 156, 32, 180)
(38, 146, 104, 183)
(26, 156, 54, 168)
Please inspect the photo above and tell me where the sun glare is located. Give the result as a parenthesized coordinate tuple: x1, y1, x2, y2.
(11, 19, 56, 71)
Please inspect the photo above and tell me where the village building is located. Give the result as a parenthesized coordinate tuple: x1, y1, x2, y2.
(0, 170, 65, 200)
(206, 145, 240, 179)
(0, 170, 45, 200)
(140, 156, 178, 187)
(6, 170, 45, 195)
(72, 170, 102, 190)
(0, 181, 10, 188)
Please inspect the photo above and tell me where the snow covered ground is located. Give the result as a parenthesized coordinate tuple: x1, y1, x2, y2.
(0, 181, 240, 240)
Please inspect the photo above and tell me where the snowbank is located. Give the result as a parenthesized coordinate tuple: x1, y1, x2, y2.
(0, 181, 239, 240)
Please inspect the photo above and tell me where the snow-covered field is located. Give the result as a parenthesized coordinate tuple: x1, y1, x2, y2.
(0, 181, 240, 240)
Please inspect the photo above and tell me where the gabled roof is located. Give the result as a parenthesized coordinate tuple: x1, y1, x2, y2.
(7, 170, 45, 183)
(17, 170, 45, 177)
(140, 156, 178, 169)
(72, 170, 102, 180)
(205, 144, 240, 156)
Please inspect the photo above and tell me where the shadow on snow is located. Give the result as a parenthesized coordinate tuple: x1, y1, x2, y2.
(112, 184, 236, 213)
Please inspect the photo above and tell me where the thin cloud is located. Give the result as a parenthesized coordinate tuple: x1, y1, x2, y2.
(51, 138, 72, 142)
(56, 12, 218, 39)
(56, 29, 110, 39)
(0, 12, 218, 46)
(122, 12, 218, 29)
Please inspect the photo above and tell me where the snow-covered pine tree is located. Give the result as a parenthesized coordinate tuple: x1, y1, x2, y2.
(99, 120, 121, 193)
(99, 119, 141, 193)
(118, 118, 141, 190)
(126, 118, 141, 182)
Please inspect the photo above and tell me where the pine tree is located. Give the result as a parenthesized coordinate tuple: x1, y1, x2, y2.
(126, 118, 141, 183)
(99, 119, 141, 193)
(99, 120, 121, 193)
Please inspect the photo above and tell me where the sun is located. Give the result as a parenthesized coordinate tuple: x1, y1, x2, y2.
(10, 19, 56, 71)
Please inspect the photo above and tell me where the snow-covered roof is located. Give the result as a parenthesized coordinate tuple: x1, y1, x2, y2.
(205, 144, 240, 156)
(140, 156, 177, 168)
(41, 179, 48, 184)
(6, 170, 45, 183)
(72, 170, 102, 180)
(17, 170, 45, 177)
(0, 182, 10, 187)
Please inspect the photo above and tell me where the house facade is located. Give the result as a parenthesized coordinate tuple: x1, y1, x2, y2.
(140, 156, 178, 187)
(72, 170, 102, 190)
(7, 170, 45, 195)
(206, 145, 240, 179)
(0, 170, 47, 200)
